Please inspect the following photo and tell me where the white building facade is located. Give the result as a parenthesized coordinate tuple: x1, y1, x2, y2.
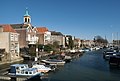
(0, 25, 20, 60)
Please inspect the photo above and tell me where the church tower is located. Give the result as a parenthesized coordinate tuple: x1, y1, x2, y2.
(23, 8, 31, 26)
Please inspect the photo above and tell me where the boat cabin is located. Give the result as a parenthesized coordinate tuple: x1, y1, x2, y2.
(9, 64, 43, 76)
(9, 64, 29, 75)
(16, 68, 40, 76)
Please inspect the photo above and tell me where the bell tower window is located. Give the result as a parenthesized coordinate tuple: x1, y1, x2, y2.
(25, 18, 27, 22)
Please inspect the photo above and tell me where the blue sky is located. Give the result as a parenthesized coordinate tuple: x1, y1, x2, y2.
(0, 0, 120, 42)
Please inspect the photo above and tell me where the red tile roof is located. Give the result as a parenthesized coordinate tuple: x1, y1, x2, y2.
(37, 27, 48, 34)
(1, 24, 16, 33)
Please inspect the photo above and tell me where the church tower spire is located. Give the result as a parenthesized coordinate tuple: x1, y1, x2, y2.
(23, 8, 31, 26)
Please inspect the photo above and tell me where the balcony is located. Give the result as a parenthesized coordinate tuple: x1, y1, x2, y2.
(26, 36, 38, 45)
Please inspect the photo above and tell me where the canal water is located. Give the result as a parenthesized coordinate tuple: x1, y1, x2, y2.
(42, 50, 120, 81)
(0, 49, 120, 81)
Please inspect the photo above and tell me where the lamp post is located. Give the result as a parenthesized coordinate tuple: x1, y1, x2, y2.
(112, 33, 114, 46)
(117, 32, 118, 46)
(35, 43, 39, 62)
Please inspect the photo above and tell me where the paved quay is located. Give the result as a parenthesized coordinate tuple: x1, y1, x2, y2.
(0, 58, 23, 65)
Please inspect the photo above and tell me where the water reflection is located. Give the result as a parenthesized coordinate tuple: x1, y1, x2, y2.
(42, 50, 120, 81)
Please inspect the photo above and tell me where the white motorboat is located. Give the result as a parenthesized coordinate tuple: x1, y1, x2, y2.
(32, 64, 51, 73)
(8, 64, 43, 77)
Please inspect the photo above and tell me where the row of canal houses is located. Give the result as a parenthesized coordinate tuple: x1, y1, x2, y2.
(0, 9, 94, 62)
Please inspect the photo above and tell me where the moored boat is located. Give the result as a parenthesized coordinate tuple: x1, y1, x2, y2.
(32, 64, 51, 73)
(109, 55, 120, 66)
(41, 59, 65, 65)
(8, 64, 43, 77)
(9, 64, 29, 75)
(64, 55, 72, 62)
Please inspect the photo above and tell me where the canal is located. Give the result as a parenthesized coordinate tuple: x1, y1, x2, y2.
(0, 49, 120, 81)
(42, 50, 120, 81)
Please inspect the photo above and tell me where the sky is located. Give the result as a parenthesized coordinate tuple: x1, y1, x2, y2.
(0, 0, 120, 42)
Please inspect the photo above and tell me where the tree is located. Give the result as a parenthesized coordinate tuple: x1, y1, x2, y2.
(28, 45, 36, 56)
(68, 36, 74, 49)
(94, 35, 108, 46)
(44, 44, 54, 53)
(53, 41, 59, 48)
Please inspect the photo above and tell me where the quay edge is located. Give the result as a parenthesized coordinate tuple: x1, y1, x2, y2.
(0, 57, 23, 65)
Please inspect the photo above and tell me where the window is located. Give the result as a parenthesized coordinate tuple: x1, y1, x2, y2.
(14, 34, 18, 41)
(21, 66, 24, 69)
(25, 71, 28, 74)
(25, 18, 27, 22)
(11, 34, 14, 41)
(29, 72, 32, 74)
(16, 67, 19, 70)
(16, 71, 20, 73)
